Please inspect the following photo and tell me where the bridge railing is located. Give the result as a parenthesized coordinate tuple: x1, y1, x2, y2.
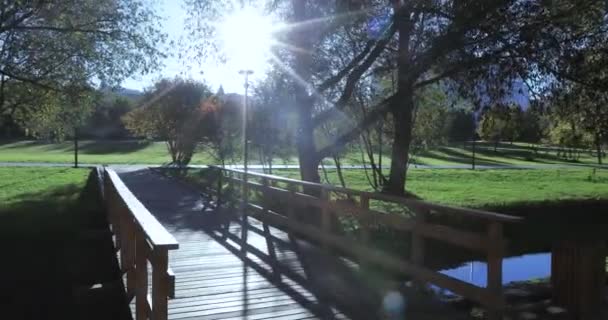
(103, 168, 179, 320)
(205, 165, 521, 320)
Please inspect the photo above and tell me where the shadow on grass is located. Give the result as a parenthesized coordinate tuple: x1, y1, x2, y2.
(0, 139, 56, 149)
(468, 146, 583, 164)
(78, 140, 152, 155)
(0, 170, 128, 320)
(0, 184, 83, 319)
(49, 140, 153, 155)
(1, 139, 153, 155)
(415, 147, 509, 166)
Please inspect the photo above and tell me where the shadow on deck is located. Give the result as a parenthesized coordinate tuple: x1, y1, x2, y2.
(117, 168, 466, 320)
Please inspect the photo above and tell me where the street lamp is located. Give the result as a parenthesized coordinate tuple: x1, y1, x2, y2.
(239, 70, 253, 175)
(239, 69, 253, 210)
(238, 69, 253, 251)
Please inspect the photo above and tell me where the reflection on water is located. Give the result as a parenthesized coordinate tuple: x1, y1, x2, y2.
(436, 253, 550, 294)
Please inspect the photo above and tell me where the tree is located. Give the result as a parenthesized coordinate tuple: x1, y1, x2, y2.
(517, 107, 545, 144)
(186, 1, 608, 197)
(411, 85, 449, 151)
(13, 84, 95, 141)
(123, 79, 214, 166)
(205, 92, 242, 167)
(0, 0, 165, 126)
(477, 104, 521, 151)
(250, 75, 295, 173)
(85, 95, 135, 139)
(549, 84, 608, 164)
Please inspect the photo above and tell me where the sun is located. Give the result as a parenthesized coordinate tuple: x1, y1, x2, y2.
(218, 7, 278, 73)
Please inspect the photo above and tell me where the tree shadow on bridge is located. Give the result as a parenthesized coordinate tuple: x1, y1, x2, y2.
(174, 201, 383, 320)
(118, 168, 473, 320)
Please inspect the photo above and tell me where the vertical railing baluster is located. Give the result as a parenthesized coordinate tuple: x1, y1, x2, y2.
(135, 235, 148, 320)
(123, 217, 136, 299)
(286, 183, 296, 222)
(359, 194, 370, 267)
(486, 222, 504, 320)
(216, 168, 222, 208)
(320, 188, 330, 249)
(152, 248, 169, 320)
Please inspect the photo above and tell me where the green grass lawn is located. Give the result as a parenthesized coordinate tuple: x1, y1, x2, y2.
(0, 167, 130, 319)
(0, 167, 90, 236)
(274, 168, 608, 208)
(0, 139, 603, 166)
(0, 168, 88, 317)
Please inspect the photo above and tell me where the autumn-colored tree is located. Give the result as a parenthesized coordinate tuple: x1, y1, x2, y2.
(123, 79, 214, 165)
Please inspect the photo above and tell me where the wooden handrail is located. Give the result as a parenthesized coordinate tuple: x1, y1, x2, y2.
(105, 169, 178, 248)
(211, 165, 522, 223)
(102, 168, 178, 320)
(206, 165, 520, 320)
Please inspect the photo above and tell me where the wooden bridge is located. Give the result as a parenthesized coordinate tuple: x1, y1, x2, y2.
(99, 166, 522, 320)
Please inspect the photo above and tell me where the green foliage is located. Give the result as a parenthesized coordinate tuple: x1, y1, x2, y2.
(13, 86, 95, 141)
(123, 78, 214, 165)
(250, 76, 295, 171)
(202, 92, 242, 167)
(444, 109, 476, 142)
(85, 95, 134, 139)
(478, 104, 523, 146)
(548, 83, 608, 164)
(412, 85, 449, 149)
(0, 0, 166, 128)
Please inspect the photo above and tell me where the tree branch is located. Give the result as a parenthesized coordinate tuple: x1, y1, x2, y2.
(316, 94, 395, 161)
(317, 40, 374, 92)
(312, 22, 397, 128)
(0, 68, 58, 91)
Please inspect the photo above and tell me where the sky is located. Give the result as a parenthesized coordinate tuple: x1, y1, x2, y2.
(121, 0, 271, 94)
(119, 1, 531, 108)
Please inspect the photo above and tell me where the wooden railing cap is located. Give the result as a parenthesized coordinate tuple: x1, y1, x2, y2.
(105, 169, 179, 249)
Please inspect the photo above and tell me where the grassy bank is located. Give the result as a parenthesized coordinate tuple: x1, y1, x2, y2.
(0, 139, 603, 166)
(274, 168, 608, 208)
(0, 167, 90, 248)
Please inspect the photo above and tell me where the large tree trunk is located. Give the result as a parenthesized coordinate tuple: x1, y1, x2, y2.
(292, 0, 320, 185)
(384, 3, 413, 196)
(385, 94, 414, 196)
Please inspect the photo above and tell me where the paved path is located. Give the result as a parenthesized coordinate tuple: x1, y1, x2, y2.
(115, 168, 465, 320)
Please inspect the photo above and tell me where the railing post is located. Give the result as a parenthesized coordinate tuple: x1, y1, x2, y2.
(319, 188, 330, 249)
(123, 216, 136, 299)
(486, 221, 504, 320)
(135, 235, 148, 320)
(216, 168, 222, 207)
(359, 194, 371, 267)
(261, 177, 280, 280)
(286, 184, 297, 221)
(152, 248, 169, 320)
(411, 209, 427, 289)
(411, 210, 427, 266)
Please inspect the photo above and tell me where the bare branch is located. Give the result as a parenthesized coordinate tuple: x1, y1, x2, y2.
(316, 94, 395, 161)
(313, 22, 397, 128)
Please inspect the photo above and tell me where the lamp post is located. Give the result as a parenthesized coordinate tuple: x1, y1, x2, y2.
(238, 69, 253, 252)
(239, 70, 253, 176)
(238, 69, 253, 209)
